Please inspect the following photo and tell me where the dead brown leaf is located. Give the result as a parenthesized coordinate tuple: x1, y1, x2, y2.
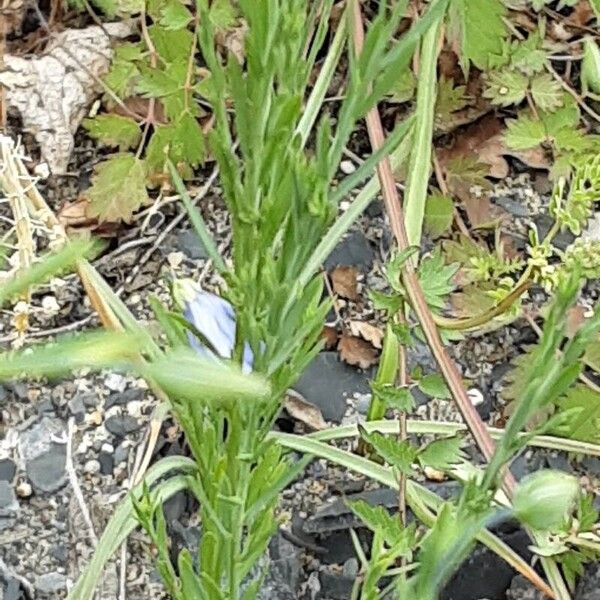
(349, 320, 384, 349)
(338, 334, 378, 369)
(566, 305, 587, 338)
(113, 96, 167, 125)
(321, 326, 338, 349)
(571, 1, 594, 27)
(331, 266, 359, 301)
(284, 390, 327, 431)
(59, 198, 95, 229)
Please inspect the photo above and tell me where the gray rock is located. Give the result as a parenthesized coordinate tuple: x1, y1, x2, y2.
(324, 231, 374, 270)
(26, 446, 67, 493)
(318, 571, 355, 599)
(19, 418, 67, 493)
(105, 415, 141, 437)
(98, 452, 114, 475)
(0, 481, 18, 517)
(507, 575, 546, 599)
(294, 352, 371, 422)
(113, 443, 129, 465)
(342, 558, 359, 578)
(494, 196, 530, 218)
(36, 572, 67, 594)
(0, 459, 16, 483)
(258, 533, 302, 600)
(536, 214, 574, 251)
(68, 395, 86, 423)
(174, 229, 209, 260)
(0, 385, 9, 406)
(576, 562, 600, 600)
(50, 544, 68, 563)
(105, 387, 145, 409)
(36, 398, 55, 415)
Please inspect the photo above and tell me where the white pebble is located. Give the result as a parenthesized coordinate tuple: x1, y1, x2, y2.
(84, 459, 101, 475)
(105, 373, 126, 393)
(41, 295, 60, 314)
(340, 160, 356, 174)
(467, 388, 484, 407)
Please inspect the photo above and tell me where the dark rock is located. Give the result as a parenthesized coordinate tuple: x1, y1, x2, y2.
(494, 196, 530, 218)
(26, 446, 67, 493)
(258, 533, 302, 600)
(79, 393, 99, 408)
(318, 571, 355, 599)
(581, 457, 600, 476)
(6, 382, 28, 400)
(50, 544, 68, 563)
(105, 415, 141, 437)
(113, 443, 129, 465)
(19, 419, 67, 493)
(0, 459, 16, 483)
(163, 490, 187, 522)
(343, 558, 359, 578)
(366, 200, 383, 218)
(406, 341, 437, 374)
(174, 229, 209, 260)
(320, 530, 356, 564)
(536, 214, 574, 251)
(576, 561, 600, 600)
(98, 452, 114, 475)
(0, 481, 18, 517)
(545, 453, 571, 472)
(105, 387, 145, 409)
(68, 396, 86, 423)
(0, 385, 9, 406)
(442, 530, 531, 600)
(324, 231, 375, 270)
(36, 398, 55, 415)
(510, 453, 545, 482)
(36, 572, 66, 594)
(507, 575, 546, 599)
(294, 352, 371, 422)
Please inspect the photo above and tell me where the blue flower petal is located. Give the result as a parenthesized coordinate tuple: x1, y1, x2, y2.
(183, 289, 254, 371)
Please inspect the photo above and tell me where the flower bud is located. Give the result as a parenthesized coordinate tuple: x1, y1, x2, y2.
(513, 470, 579, 531)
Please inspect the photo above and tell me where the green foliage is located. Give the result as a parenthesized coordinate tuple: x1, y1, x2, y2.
(86, 154, 149, 223)
(551, 384, 600, 443)
(435, 77, 469, 125)
(417, 250, 458, 311)
(417, 372, 451, 399)
(83, 114, 141, 150)
(418, 436, 465, 470)
(446, 0, 507, 70)
(424, 193, 454, 238)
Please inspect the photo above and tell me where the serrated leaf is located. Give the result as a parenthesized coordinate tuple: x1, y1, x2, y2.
(359, 428, 417, 474)
(417, 250, 458, 311)
(510, 28, 547, 75)
(148, 24, 194, 64)
(159, 0, 193, 30)
(418, 436, 465, 470)
(347, 499, 413, 549)
(83, 114, 141, 150)
(445, 155, 491, 191)
(389, 69, 416, 104)
(435, 78, 468, 124)
(447, 0, 507, 70)
(424, 193, 454, 238)
(551, 384, 600, 443)
(146, 113, 204, 176)
(504, 115, 546, 150)
(483, 69, 528, 107)
(103, 46, 142, 98)
(369, 290, 404, 315)
(370, 382, 414, 412)
(417, 373, 451, 399)
(530, 73, 563, 112)
(209, 0, 237, 30)
(87, 154, 149, 223)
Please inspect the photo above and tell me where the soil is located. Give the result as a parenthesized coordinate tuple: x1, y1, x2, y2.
(1, 7, 600, 600)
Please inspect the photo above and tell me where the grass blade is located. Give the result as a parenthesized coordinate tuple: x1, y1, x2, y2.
(167, 160, 227, 275)
(403, 21, 440, 246)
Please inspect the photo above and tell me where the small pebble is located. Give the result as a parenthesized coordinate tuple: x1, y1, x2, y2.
(83, 459, 101, 475)
(340, 160, 356, 174)
(16, 481, 32, 498)
(467, 388, 484, 407)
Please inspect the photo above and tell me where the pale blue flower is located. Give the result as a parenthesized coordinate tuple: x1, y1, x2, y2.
(177, 280, 253, 372)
